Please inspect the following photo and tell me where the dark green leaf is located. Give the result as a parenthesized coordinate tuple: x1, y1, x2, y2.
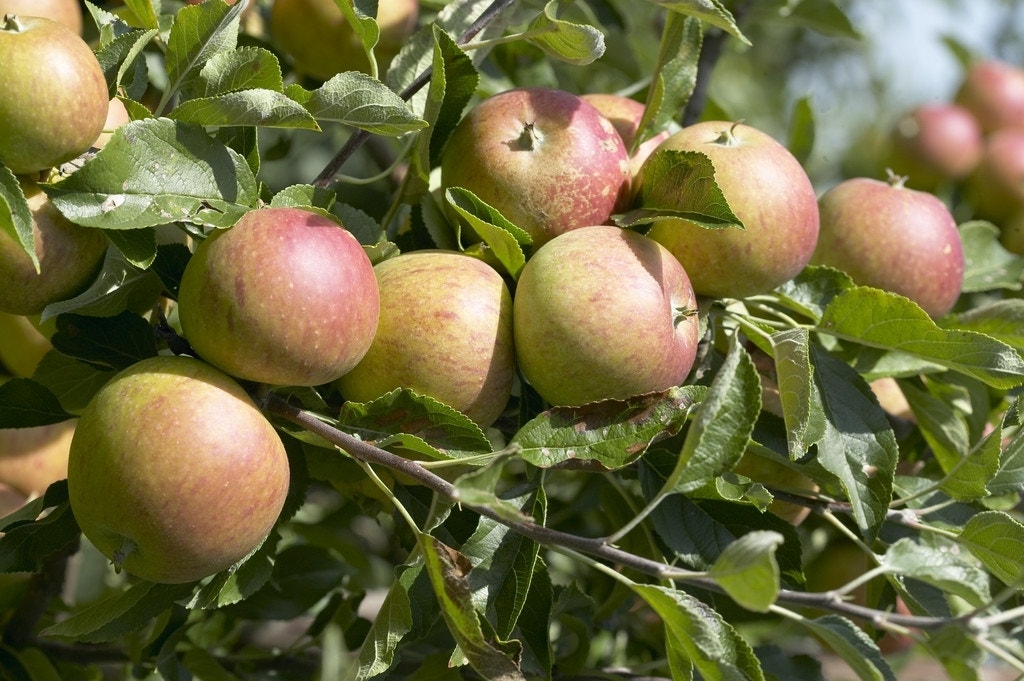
(512, 386, 704, 471)
(286, 73, 428, 136)
(0, 379, 73, 428)
(41, 246, 165, 320)
(42, 580, 195, 643)
(0, 486, 79, 573)
(50, 311, 158, 372)
(30, 352, 116, 415)
(799, 616, 894, 681)
(626, 148, 744, 229)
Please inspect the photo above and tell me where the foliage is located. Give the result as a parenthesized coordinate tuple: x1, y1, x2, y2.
(3, 0, 1024, 680)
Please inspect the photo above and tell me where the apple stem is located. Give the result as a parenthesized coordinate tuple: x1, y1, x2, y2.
(884, 167, 909, 189)
(512, 122, 540, 151)
(714, 120, 746, 147)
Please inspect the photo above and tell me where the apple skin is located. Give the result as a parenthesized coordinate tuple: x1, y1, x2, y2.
(67, 355, 291, 584)
(643, 121, 820, 299)
(440, 87, 632, 247)
(270, 0, 419, 80)
(965, 127, 1024, 224)
(0, 181, 108, 316)
(92, 97, 132, 150)
(954, 59, 1024, 133)
(0, 14, 109, 174)
(811, 176, 964, 318)
(336, 250, 515, 429)
(513, 225, 700, 407)
(177, 207, 380, 387)
(886, 103, 983, 191)
(0, 0, 82, 35)
(0, 419, 74, 498)
(0, 312, 51, 377)
(580, 92, 671, 179)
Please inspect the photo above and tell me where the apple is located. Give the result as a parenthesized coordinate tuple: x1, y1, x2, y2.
(643, 121, 820, 299)
(0, 311, 51, 377)
(177, 207, 380, 387)
(269, 0, 419, 80)
(67, 355, 291, 584)
(954, 59, 1024, 133)
(731, 450, 818, 525)
(0, 181, 108, 316)
(0, 0, 82, 35)
(92, 97, 132, 150)
(513, 225, 700, 407)
(440, 87, 631, 247)
(336, 250, 515, 429)
(580, 92, 672, 179)
(0, 14, 109, 175)
(885, 103, 984, 191)
(965, 127, 1024, 224)
(0, 419, 74, 498)
(811, 175, 964, 318)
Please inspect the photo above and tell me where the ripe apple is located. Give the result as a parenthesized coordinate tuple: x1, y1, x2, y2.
(67, 355, 291, 584)
(92, 97, 132, 150)
(965, 127, 1024, 224)
(0, 14, 109, 175)
(954, 59, 1024, 133)
(885, 103, 983, 191)
(580, 92, 672, 179)
(0, 419, 74, 498)
(811, 175, 965, 318)
(0, 311, 51, 377)
(177, 207, 380, 387)
(643, 121, 820, 299)
(440, 87, 631, 247)
(731, 450, 817, 525)
(336, 250, 515, 429)
(0, 181, 108, 316)
(269, 0, 419, 80)
(0, 0, 82, 35)
(513, 225, 700, 407)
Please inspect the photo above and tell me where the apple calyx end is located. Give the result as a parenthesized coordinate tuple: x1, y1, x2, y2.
(512, 122, 541, 152)
(1, 14, 25, 32)
(673, 306, 698, 326)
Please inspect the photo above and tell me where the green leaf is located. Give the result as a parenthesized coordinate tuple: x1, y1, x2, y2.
(354, 564, 421, 678)
(880, 538, 990, 607)
(286, 72, 428, 136)
(787, 96, 815, 165)
(525, 1, 606, 66)
(164, 0, 243, 102)
(780, 0, 861, 38)
(94, 28, 158, 100)
(774, 265, 855, 322)
(0, 379, 73, 428)
(444, 187, 530, 278)
(0, 487, 79, 573)
(652, 0, 752, 45)
(45, 118, 259, 230)
(50, 311, 158, 372)
(419, 535, 526, 680)
(772, 328, 827, 456)
(799, 616, 894, 681)
(40, 246, 165, 321)
(636, 13, 701, 150)
(944, 298, 1024, 352)
(811, 345, 897, 540)
(625, 148, 744, 229)
(171, 89, 321, 130)
(334, 0, 380, 75)
(818, 287, 1024, 390)
(339, 389, 493, 460)
(512, 386, 705, 471)
(0, 164, 35, 270)
(668, 338, 760, 493)
(959, 220, 1024, 292)
(122, 0, 159, 29)
(709, 531, 784, 612)
(191, 45, 286, 98)
(959, 510, 1024, 587)
(30, 352, 117, 415)
(42, 580, 196, 643)
(633, 584, 765, 680)
(187, 530, 278, 610)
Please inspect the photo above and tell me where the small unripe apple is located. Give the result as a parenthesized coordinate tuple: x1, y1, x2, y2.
(643, 121, 820, 299)
(178, 207, 380, 387)
(580, 92, 671, 179)
(965, 127, 1024, 223)
(270, 0, 419, 80)
(0, 312, 51, 377)
(0, 181, 108, 316)
(886, 103, 983, 190)
(337, 250, 515, 428)
(0, 0, 82, 35)
(441, 87, 631, 247)
(0, 14, 109, 174)
(513, 225, 699, 407)
(811, 175, 965, 318)
(0, 419, 74, 498)
(954, 59, 1024, 133)
(67, 355, 291, 584)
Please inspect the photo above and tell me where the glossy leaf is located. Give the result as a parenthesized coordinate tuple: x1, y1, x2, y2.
(625, 148, 744, 229)
(708, 531, 784, 612)
(525, 1, 606, 66)
(959, 511, 1024, 587)
(285, 72, 428, 135)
